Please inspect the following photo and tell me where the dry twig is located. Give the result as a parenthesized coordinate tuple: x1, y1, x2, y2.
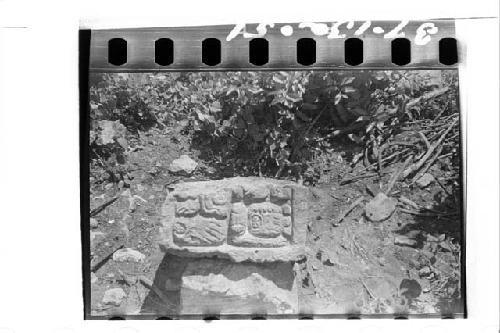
(398, 196, 420, 210)
(90, 196, 119, 217)
(402, 116, 459, 179)
(332, 196, 364, 227)
(385, 155, 413, 195)
(399, 208, 458, 217)
(359, 278, 376, 299)
(405, 87, 449, 111)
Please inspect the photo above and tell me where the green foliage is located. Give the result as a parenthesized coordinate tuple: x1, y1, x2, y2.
(89, 70, 458, 184)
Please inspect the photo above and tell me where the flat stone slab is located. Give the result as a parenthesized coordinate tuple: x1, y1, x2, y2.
(180, 259, 298, 315)
(160, 177, 310, 262)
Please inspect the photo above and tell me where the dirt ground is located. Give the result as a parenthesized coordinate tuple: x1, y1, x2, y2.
(88, 122, 464, 318)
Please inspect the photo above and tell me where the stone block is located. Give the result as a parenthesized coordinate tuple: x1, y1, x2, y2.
(159, 177, 310, 262)
(179, 258, 298, 315)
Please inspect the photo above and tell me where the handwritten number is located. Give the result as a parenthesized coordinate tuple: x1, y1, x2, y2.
(384, 20, 409, 39)
(415, 22, 439, 45)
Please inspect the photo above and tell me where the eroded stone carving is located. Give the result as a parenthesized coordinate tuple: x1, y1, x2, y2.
(161, 177, 310, 262)
(172, 191, 230, 246)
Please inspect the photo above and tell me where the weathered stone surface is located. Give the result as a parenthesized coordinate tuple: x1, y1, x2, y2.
(365, 192, 397, 222)
(416, 173, 435, 188)
(112, 248, 146, 262)
(168, 155, 198, 174)
(394, 235, 418, 248)
(160, 177, 310, 262)
(90, 231, 105, 248)
(90, 218, 99, 228)
(179, 258, 298, 315)
(102, 288, 126, 306)
(91, 272, 98, 284)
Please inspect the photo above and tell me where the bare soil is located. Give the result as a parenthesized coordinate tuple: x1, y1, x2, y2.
(88, 122, 463, 317)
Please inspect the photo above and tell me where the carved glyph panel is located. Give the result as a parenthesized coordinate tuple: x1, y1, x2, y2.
(169, 181, 294, 248)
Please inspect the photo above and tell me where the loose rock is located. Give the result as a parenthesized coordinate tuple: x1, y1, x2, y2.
(90, 218, 98, 229)
(113, 248, 146, 263)
(394, 235, 418, 248)
(102, 288, 126, 306)
(181, 259, 298, 314)
(399, 278, 422, 299)
(322, 258, 335, 266)
(90, 231, 105, 247)
(416, 173, 435, 188)
(168, 155, 198, 175)
(365, 193, 397, 222)
(419, 266, 432, 277)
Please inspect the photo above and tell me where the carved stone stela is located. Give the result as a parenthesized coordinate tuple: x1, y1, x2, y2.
(174, 185, 292, 247)
(161, 177, 308, 262)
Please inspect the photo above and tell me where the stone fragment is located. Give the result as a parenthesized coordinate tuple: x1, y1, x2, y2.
(365, 183, 380, 197)
(416, 173, 435, 188)
(90, 218, 99, 228)
(91, 272, 98, 284)
(245, 185, 270, 201)
(399, 278, 421, 299)
(168, 155, 198, 175)
(90, 231, 105, 248)
(419, 266, 432, 277)
(270, 186, 291, 201)
(179, 259, 298, 315)
(438, 241, 453, 252)
(102, 288, 126, 306)
(434, 252, 456, 276)
(364, 193, 397, 222)
(112, 248, 146, 263)
(394, 235, 418, 248)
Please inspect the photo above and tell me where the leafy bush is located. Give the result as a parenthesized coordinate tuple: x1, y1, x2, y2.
(89, 70, 457, 184)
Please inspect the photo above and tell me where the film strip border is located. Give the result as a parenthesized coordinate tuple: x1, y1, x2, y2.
(88, 20, 458, 72)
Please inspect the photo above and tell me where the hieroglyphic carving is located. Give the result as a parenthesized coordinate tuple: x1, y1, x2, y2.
(167, 180, 297, 248)
(172, 190, 231, 246)
(247, 202, 288, 238)
(229, 202, 247, 237)
(227, 184, 293, 247)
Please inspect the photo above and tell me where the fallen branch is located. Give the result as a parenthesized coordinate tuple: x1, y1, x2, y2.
(385, 155, 413, 195)
(344, 150, 405, 178)
(91, 244, 124, 273)
(399, 208, 458, 217)
(402, 116, 459, 179)
(340, 172, 380, 185)
(405, 87, 449, 111)
(411, 144, 444, 184)
(332, 196, 364, 227)
(398, 196, 420, 210)
(287, 105, 329, 170)
(433, 176, 453, 196)
(417, 131, 431, 150)
(359, 278, 376, 299)
(90, 195, 119, 217)
(437, 152, 454, 160)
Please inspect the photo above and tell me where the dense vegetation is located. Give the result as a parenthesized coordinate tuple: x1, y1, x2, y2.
(89, 70, 458, 185)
